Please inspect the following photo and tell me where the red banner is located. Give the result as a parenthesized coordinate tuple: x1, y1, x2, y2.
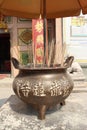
(32, 19, 44, 64)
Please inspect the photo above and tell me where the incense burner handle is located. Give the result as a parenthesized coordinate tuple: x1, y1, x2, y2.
(64, 56, 74, 68)
(11, 57, 20, 69)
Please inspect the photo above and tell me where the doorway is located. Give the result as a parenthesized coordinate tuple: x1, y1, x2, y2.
(0, 33, 11, 74)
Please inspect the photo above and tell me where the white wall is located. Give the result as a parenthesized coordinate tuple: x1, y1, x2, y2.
(63, 15, 87, 63)
(66, 45, 87, 60)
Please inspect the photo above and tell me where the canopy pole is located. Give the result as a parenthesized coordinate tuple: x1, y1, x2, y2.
(43, 18, 48, 65)
(43, 0, 48, 66)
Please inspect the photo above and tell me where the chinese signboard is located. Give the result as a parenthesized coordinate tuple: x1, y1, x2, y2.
(32, 19, 44, 64)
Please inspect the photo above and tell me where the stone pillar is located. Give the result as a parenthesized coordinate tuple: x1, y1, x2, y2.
(55, 18, 63, 65)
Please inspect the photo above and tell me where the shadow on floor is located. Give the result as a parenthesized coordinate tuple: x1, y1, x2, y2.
(0, 98, 8, 107)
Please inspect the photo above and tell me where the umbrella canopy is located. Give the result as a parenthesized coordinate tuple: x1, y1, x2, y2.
(0, 0, 87, 19)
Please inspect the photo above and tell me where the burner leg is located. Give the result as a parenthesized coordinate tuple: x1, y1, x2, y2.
(60, 100, 65, 106)
(38, 105, 46, 120)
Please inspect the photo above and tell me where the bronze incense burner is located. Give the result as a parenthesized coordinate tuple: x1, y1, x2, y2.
(12, 57, 74, 120)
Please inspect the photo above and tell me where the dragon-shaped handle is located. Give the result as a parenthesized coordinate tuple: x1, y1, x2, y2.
(63, 56, 74, 68)
(11, 57, 20, 69)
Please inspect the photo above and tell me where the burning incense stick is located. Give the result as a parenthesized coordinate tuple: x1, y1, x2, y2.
(61, 43, 66, 67)
(53, 42, 61, 66)
(48, 40, 55, 67)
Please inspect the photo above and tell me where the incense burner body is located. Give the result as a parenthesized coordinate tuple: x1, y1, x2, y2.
(12, 57, 74, 120)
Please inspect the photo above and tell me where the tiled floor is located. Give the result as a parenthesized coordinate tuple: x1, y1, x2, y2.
(0, 93, 87, 130)
(0, 78, 14, 107)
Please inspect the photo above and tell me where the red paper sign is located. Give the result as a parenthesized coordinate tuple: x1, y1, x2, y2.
(32, 19, 44, 64)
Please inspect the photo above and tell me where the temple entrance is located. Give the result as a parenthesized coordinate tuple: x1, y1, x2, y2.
(0, 33, 11, 74)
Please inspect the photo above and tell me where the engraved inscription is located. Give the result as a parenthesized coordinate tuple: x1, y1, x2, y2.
(50, 77, 71, 96)
(15, 79, 46, 97)
(33, 82, 46, 96)
(15, 76, 71, 97)
(20, 81, 31, 97)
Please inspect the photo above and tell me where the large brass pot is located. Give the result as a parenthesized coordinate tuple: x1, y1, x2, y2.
(12, 57, 74, 120)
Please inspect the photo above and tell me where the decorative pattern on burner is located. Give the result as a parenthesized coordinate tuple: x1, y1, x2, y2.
(50, 77, 71, 96)
(15, 77, 71, 97)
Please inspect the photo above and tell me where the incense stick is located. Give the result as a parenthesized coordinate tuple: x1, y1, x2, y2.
(61, 43, 66, 67)
(48, 40, 55, 67)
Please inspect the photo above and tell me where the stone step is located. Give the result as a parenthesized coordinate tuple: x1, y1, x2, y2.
(73, 81, 87, 92)
(73, 88, 87, 93)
